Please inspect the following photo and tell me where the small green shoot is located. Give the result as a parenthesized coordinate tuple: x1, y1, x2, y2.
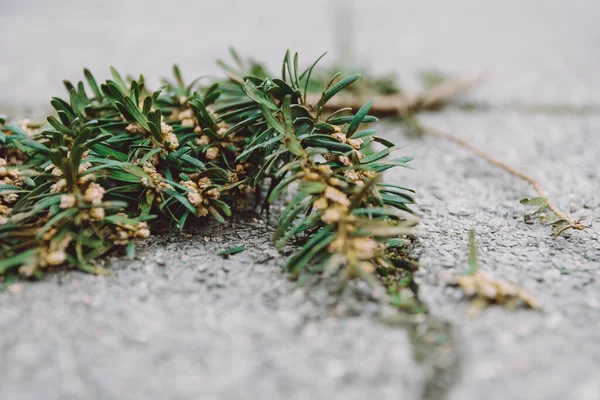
(217, 246, 246, 257)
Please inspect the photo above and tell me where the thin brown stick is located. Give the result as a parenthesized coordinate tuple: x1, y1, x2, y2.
(420, 123, 584, 231)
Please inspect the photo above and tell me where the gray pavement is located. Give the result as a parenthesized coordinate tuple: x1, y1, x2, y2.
(1, 1, 599, 399)
(0, 218, 426, 400)
(401, 111, 600, 400)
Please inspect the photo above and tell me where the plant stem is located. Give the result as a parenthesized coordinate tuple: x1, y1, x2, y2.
(419, 122, 584, 231)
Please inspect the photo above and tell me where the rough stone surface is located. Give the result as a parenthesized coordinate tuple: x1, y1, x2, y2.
(0, 218, 425, 400)
(393, 112, 600, 400)
(1, 1, 600, 399)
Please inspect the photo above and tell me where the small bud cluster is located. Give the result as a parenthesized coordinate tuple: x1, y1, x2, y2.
(59, 182, 107, 221)
(83, 182, 106, 220)
(298, 155, 388, 275)
(301, 163, 352, 224)
(178, 109, 195, 128)
(49, 151, 94, 193)
(186, 109, 235, 162)
(125, 123, 147, 135)
(229, 163, 256, 206)
(0, 157, 25, 224)
(160, 122, 179, 150)
(0, 157, 23, 204)
(328, 228, 381, 275)
(125, 122, 179, 151)
(177, 107, 256, 208)
(181, 177, 220, 217)
(300, 144, 392, 276)
(18, 232, 73, 276)
(107, 213, 151, 245)
(323, 125, 376, 185)
(141, 162, 173, 199)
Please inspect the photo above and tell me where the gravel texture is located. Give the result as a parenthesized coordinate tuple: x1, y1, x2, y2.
(395, 111, 600, 400)
(0, 217, 426, 400)
(1, 1, 600, 399)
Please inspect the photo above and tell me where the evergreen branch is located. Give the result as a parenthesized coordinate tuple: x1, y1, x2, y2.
(301, 66, 592, 238)
(0, 50, 417, 282)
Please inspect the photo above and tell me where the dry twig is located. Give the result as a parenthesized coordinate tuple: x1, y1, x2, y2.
(307, 74, 486, 116)
(420, 123, 586, 235)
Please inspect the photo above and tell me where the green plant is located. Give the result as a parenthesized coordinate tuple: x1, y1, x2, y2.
(0, 50, 416, 284)
(298, 64, 593, 239)
(520, 197, 594, 237)
(443, 230, 542, 315)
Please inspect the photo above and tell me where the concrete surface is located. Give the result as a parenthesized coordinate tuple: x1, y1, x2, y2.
(1, 1, 599, 399)
(400, 112, 600, 400)
(0, 218, 427, 400)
